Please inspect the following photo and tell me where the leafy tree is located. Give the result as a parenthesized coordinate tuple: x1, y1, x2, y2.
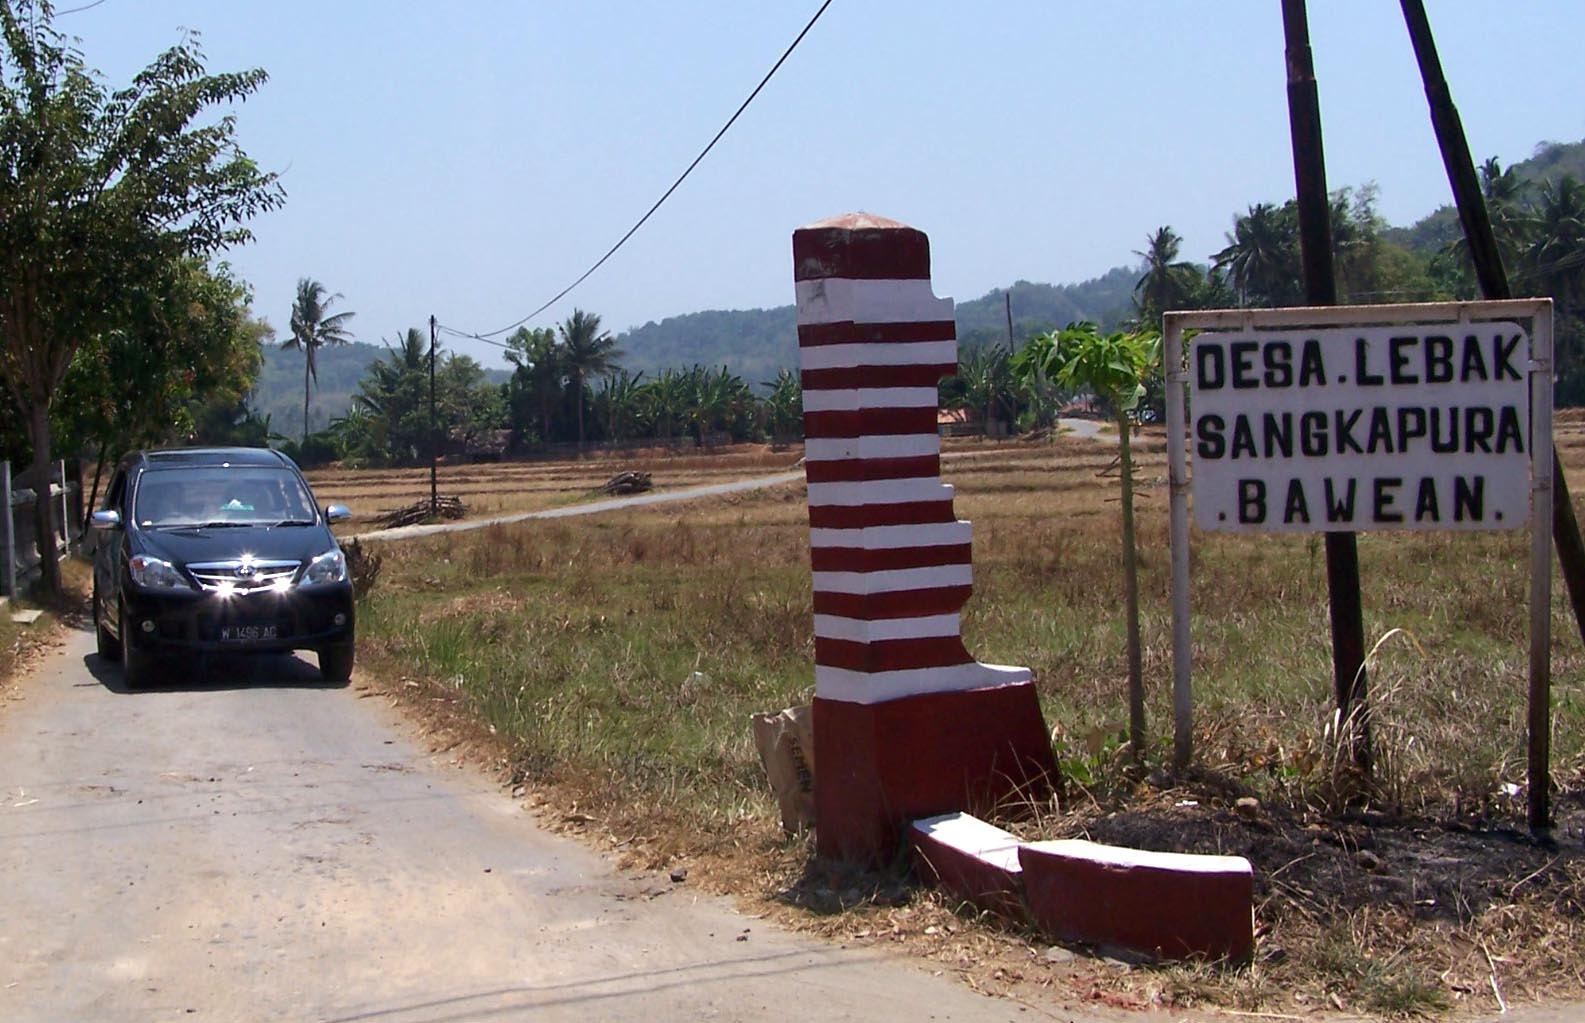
(0, 0, 282, 596)
(505, 326, 564, 445)
(341, 328, 503, 465)
(282, 278, 355, 447)
(437, 352, 505, 451)
(56, 259, 267, 512)
(1013, 323, 1160, 762)
(558, 309, 623, 449)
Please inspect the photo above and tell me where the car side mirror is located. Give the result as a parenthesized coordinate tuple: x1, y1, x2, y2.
(91, 509, 122, 531)
(324, 504, 351, 524)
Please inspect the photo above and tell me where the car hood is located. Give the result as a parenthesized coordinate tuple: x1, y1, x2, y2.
(133, 524, 337, 567)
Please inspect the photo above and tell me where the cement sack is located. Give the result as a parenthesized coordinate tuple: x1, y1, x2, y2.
(751, 705, 816, 834)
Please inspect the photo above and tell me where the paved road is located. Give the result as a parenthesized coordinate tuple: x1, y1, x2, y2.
(348, 472, 804, 543)
(0, 630, 1042, 1022)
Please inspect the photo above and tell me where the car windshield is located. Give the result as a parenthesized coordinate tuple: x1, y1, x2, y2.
(133, 466, 318, 528)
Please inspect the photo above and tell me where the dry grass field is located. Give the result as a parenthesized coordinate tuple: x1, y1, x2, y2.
(305, 444, 806, 522)
(344, 427, 1585, 1019)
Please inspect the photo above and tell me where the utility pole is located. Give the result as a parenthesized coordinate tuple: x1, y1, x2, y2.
(1281, 0, 1371, 774)
(429, 315, 438, 520)
(1400, 0, 1572, 831)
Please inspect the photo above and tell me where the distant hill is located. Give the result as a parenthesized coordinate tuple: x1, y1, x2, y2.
(614, 267, 1140, 384)
(1384, 136, 1585, 253)
(254, 340, 386, 438)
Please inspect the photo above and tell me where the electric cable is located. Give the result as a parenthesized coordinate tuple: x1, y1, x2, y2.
(442, 0, 834, 342)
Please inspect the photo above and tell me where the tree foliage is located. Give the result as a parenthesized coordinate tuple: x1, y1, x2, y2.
(327, 328, 503, 468)
(0, 0, 281, 594)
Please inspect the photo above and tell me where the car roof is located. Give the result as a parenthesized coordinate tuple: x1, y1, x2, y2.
(126, 447, 294, 471)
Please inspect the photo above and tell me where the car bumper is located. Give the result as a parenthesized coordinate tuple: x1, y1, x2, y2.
(121, 583, 355, 655)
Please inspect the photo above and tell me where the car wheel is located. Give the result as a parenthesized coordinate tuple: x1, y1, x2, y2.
(318, 642, 355, 683)
(94, 582, 121, 663)
(119, 601, 151, 690)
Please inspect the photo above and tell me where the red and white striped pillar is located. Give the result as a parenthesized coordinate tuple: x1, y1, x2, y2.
(793, 213, 1057, 863)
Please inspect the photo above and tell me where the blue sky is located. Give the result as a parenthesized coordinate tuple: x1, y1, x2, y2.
(61, 1, 1585, 367)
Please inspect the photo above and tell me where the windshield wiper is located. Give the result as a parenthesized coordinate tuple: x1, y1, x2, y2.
(269, 519, 317, 527)
(193, 520, 251, 529)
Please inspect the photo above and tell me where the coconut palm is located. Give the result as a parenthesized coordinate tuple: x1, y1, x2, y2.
(282, 278, 355, 446)
(1213, 203, 1302, 307)
(558, 309, 624, 448)
(1133, 226, 1200, 325)
(1521, 176, 1585, 315)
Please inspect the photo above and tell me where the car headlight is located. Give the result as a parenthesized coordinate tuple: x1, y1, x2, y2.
(302, 548, 348, 585)
(129, 554, 193, 591)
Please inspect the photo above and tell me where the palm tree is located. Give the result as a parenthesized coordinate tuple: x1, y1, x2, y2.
(282, 278, 355, 447)
(1521, 176, 1585, 315)
(558, 309, 624, 449)
(1133, 226, 1200, 326)
(1213, 203, 1302, 307)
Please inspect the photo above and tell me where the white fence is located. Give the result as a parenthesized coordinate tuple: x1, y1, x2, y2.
(2, 460, 83, 599)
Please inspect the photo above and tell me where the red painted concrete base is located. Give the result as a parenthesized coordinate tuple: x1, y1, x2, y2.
(813, 682, 1056, 864)
(909, 813, 1025, 917)
(1018, 839, 1254, 962)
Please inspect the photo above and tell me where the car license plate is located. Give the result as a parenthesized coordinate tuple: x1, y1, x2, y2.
(220, 623, 277, 643)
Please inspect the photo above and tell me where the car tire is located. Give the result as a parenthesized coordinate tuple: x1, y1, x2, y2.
(119, 601, 151, 690)
(94, 583, 121, 663)
(318, 642, 355, 683)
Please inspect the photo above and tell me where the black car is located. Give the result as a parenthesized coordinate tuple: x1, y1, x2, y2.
(90, 447, 356, 687)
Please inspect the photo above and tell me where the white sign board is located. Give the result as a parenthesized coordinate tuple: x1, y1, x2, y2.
(1190, 324, 1530, 532)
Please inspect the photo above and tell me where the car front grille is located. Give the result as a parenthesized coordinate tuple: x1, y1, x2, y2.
(186, 559, 301, 594)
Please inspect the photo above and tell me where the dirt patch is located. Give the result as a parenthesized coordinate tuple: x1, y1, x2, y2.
(1031, 778, 1585, 1015)
(0, 561, 91, 705)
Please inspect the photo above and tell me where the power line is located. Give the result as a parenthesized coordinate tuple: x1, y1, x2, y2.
(443, 0, 835, 343)
(437, 323, 512, 349)
(56, 0, 110, 15)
